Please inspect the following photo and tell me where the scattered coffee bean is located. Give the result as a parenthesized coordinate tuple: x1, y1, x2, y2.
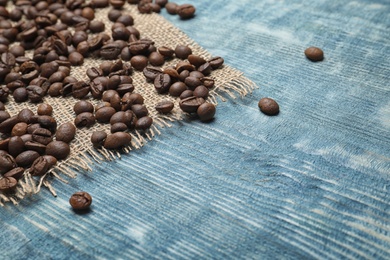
(0, 177, 18, 192)
(176, 4, 196, 19)
(258, 97, 279, 116)
(104, 131, 132, 149)
(304, 47, 324, 61)
(197, 103, 216, 121)
(179, 96, 205, 113)
(155, 100, 174, 113)
(46, 141, 70, 160)
(69, 191, 92, 210)
(175, 45, 192, 59)
(91, 131, 107, 147)
(56, 122, 76, 143)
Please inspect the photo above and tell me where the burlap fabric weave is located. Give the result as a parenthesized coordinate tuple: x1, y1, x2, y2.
(0, 5, 256, 205)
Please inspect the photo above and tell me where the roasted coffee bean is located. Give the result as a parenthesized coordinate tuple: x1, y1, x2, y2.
(95, 106, 116, 123)
(109, 93, 122, 111)
(130, 55, 148, 71)
(165, 2, 178, 14)
(154, 73, 171, 93)
(176, 4, 196, 19)
(108, 9, 122, 22)
(200, 77, 215, 89)
(104, 131, 131, 149)
(74, 100, 94, 115)
(179, 96, 205, 113)
(12, 88, 28, 102)
(25, 141, 46, 154)
(110, 111, 136, 128)
(193, 85, 209, 99)
(37, 104, 53, 116)
(91, 131, 107, 147)
(131, 104, 148, 118)
(0, 138, 9, 150)
(163, 67, 180, 79)
(17, 109, 34, 124)
(0, 177, 17, 192)
(188, 54, 206, 68)
(90, 82, 105, 99)
(0, 86, 9, 102)
(109, 59, 123, 73)
(0, 101, 4, 110)
(77, 41, 90, 57)
(69, 191, 92, 210)
(197, 102, 216, 121)
(198, 62, 212, 76)
(208, 56, 224, 69)
(8, 136, 25, 157)
(15, 150, 40, 168)
(102, 90, 119, 102)
(73, 31, 89, 48)
(185, 76, 202, 90)
(100, 43, 122, 60)
(20, 134, 32, 143)
(11, 122, 28, 136)
(111, 122, 127, 133)
(43, 155, 57, 168)
(143, 66, 162, 81)
(148, 52, 164, 66)
(129, 41, 150, 55)
(56, 122, 76, 143)
(38, 115, 57, 134)
(29, 156, 49, 176)
(48, 82, 63, 97)
(107, 75, 120, 90)
(0, 110, 10, 123)
(178, 70, 190, 82)
(305, 47, 324, 61)
(32, 128, 53, 145)
(176, 61, 195, 73)
(0, 152, 17, 174)
(1, 52, 16, 66)
(46, 141, 70, 160)
(117, 84, 134, 95)
(157, 46, 174, 58)
(258, 97, 279, 116)
(189, 71, 204, 79)
(175, 45, 192, 59)
(135, 116, 153, 130)
(88, 34, 104, 51)
(4, 167, 24, 180)
(27, 123, 41, 135)
(74, 112, 96, 128)
(86, 67, 103, 80)
(68, 52, 84, 66)
(155, 100, 174, 114)
(112, 26, 130, 41)
(72, 81, 90, 99)
(89, 20, 105, 33)
(179, 89, 194, 99)
(9, 45, 25, 57)
(0, 115, 20, 133)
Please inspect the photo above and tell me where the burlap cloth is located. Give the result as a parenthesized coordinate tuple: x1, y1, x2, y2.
(0, 5, 256, 205)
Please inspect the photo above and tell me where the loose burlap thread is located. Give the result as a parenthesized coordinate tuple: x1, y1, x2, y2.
(0, 5, 256, 206)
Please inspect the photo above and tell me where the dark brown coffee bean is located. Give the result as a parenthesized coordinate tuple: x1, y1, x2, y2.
(0, 177, 17, 192)
(27, 123, 41, 135)
(4, 167, 24, 180)
(32, 128, 53, 145)
(131, 104, 148, 118)
(29, 156, 49, 176)
(91, 131, 107, 147)
(38, 115, 57, 134)
(56, 122, 76, 143)
(88, 34, 104, 51)
(129, 41, 150, 55)
(37, 104, 53, 116)
(117, 84, 134, 96)
(193, 85, 209, 99)
(188, 54, 206, 68)
(148, 52, 164, 66)
(176, 61, 195, 73)
(100, 43, 122, 60)
(74, 112, 96, 128)
(103, 132, 131, 149)
(74, 100, 94, 115)
(110, 110, 136, 128)
(1, 52, 16, 66)
(135, 116, 153, 130)
(208, 56, 224, 69)
(25, 141, 46, 154)
(107, 75, 120, 90)
(108, 9, 122, 22)
(46, 141, 70, 160)
(143, 67, 162, 81)
(155, 100, 174, 114)
(175, 45, 192, 59)
(9, 45, 25, 57)
(43, 155, 57, 168)
(8, 136, 25, 157)
(130, 55, 148, 71)
(0, 110, 10, 123)
(258, 97, 279, 116)
(189, 71, 204, 79)
(15, 150, 40, 168)
(17, 109, 34, 124)
(197, 103, 216, 121)
(176, 4, 196, 19)
(163, 67, 180, 79)
(111, 122, 127, 133)
(86, 67, 103, 80)
(89, 20, 105, 33)
(69, 191, 92, 210)
(168, 82, 186, 97)
(0, 101, 4, 110)
(165, 2, 178, 14)
(179, 96, 205, 113)
(12, 88, 28, 102)
(68, 52, 84, 66)
(185, 76, 202, 90)
(0, 115, 20, 133)
(11, 122, 28, 136)
(198, 62, 212, 76)
(48, 82, 63, 97)
(179, 89, 194, 100)
(95, 106, 116, 123)
(304, 47, 324, 61)
(0, 86, 9, 102)
(72, 81, 90, 99)
(0, 152, 17, 174)
(20, 134, 32, 143)
(200, 77, 215, 89)
(158, 46, 174, 58)
(154, 73, 171, 93)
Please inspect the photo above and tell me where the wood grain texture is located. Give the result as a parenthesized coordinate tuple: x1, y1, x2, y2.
(1, 0, 390, 259)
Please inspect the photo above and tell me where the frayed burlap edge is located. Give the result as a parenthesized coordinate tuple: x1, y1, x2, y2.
(0, 5, 257, 206)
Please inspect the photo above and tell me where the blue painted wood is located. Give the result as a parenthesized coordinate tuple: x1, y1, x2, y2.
(1, 0, 390, 259)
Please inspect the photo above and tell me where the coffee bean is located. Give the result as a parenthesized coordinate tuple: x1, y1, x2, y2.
(91, 131, 107, 147)
(131, 104, 148, 118)
(154, 73, 171, 93)
(46, 141, 70, 160)
(72, 81, 90, 99)
(193, 85, 209, 99)
(111, 122, 128, 133)
(48, 82, 63, 97)
(129, 41, 150, 55)
(188, 54, 206, 68)
(197, 103, 216, 121)
(179, 89, 194, 100)
(37, 104, 53, 116)
(15, 150, 40, 168)
(0, 152, 17, 174)
(130, 55, 148, 71)
(29, 156, 49, 176)
(169, 81, 187, 97)
(74, 112, 96, 128)
(89, 20, 105, 33)
(100, 43, 122, 60)
(25, 141, 46, 154)
(179, 96, 205, 113)
(37, 115, 57, 134)
(108, 9, 122, 22)
(11, 122, 28, 136)
(155, 100, 174, 114)
(69, 52, 84, 66)
(163, 67, 180, 79)
(200, 77, 215, 89)
(104, 131, 131, 149)
(158, 46, 174, 58)
(69, 191, 92, 210)
(189, 70, 204, 79)
(18, 109, 34, 124)
(165, 2, 178, 14)
(56, 122, 76, 143)
(4, 167, 24, 180)
(110, 110, 136, 129)
(185, 76, 202, 90)
(32, 128, 53, 145)
(0, 177, 17, 192)
(95, 106, 116, 123)
(198, 62, 212, 76)
(135, 116, 153, 130)
(305, 47, 324, 61)
(175, 45, 192, 59)
(0, 115, 20, 133)
(0, 110, 10, 123)
(86, 67, 103, 80)
(176, 61, 195, 73)
(258, 97, 279, 116)
(148, 52, 164, 66)
(208, 56, 224, 69)
(8, 136, 25, 157)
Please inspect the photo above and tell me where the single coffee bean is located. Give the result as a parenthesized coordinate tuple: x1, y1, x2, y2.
(56, 122, 76, 143)
(200, 77, 215, 89)
(258, 97, 279, 116)
(100, 43, 122, 60)
(169, 81, 187, 97)
(0, 177, 17, 192)
(135, 116, 153, 130)
(111, 122, 128, 133)
(74, 100, 94, 115)
(188, 54, 206, 68)
(89, 20, 105, 33)
(38, 115, 57, 134)
(108, 9, 122, 22)
(155, 100, 174, 114)
(32, 128, 53, 145)
(46, 141, 70, 160)
(189, 70, 204, 79)
(117, 84, 134, 96)
(37, 104, 53, 116)
(72, 81, 90, 99)
(129, 41, 150, 55)
(193, 85, 209, 99)
(165, 2, 178, 14)
(68, 52, 84, 66)
(175, 45, 192, 59)
(11, 122, 28, 136)
(304, 46, 324, 61)
(179, 89, 194, 100)
(110, 110, 136, 128)
(179, 96, 205, 113)
(15, 150, 40, 168)
(74, 112, 96, 128)
(8, 136, 25, 157)
(43, 155, 58, 168)
(17, 109, 34, 124)
(4, 167, 24, 180)
(158, 46, 174, 58)
(131, 104, 148, 118)
(86, 67, 103, 80)
(185, 76, 202, 90)
(20, 134, 33, 143)
(0, 115, 20, 133)
(154, 73, 171, 93)
(176, 4, 196, 19)
(12, 88, 28, 102)
(104, 132, 131, 149)
(29, 156, 49, 176)
(69, 191, 92, 210)
(208, 56, 224, 69)
(25, 141, 46, 154)
(0, 152, 17, 174)
(176, 61, 195, 73)
(148, 52, 164, 66)
(48, 82, 63, 97)
(91, 131, 107, 147)
(0, 110, 10, 123)
(198, 62, 212, 76)
(197, 103, 216, 121)
(95, 106, 116, 123)
(163, 67, 180, 79)
(130, 55, 148, 71)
